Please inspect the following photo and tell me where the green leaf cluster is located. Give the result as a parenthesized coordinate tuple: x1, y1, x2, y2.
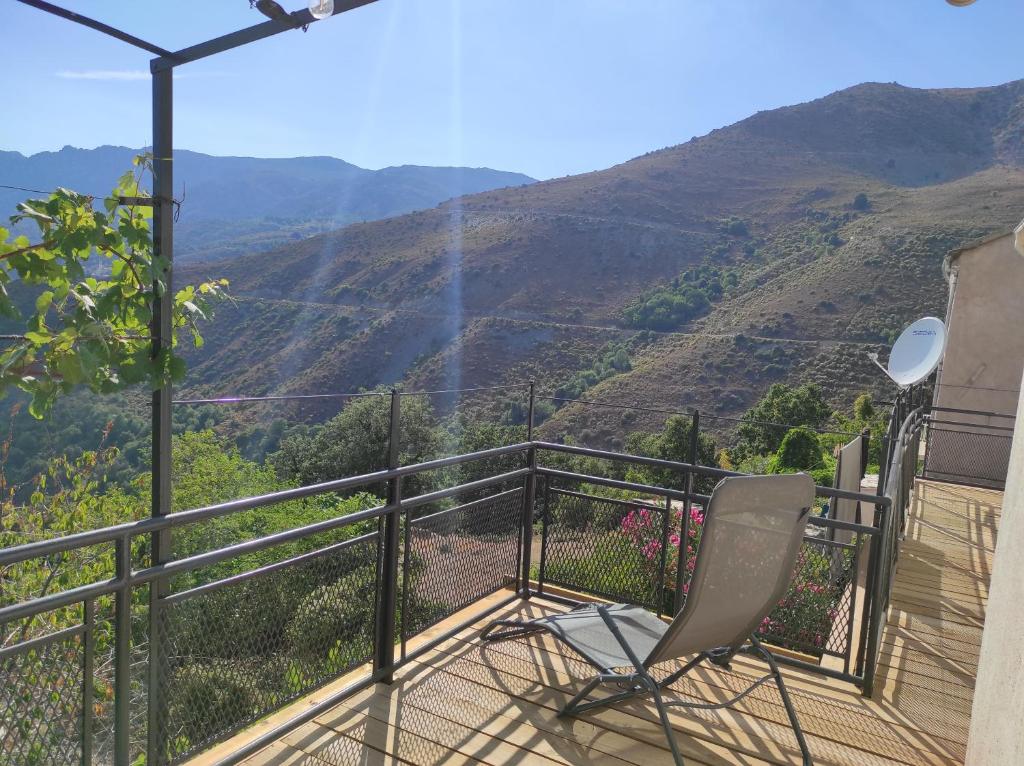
(0, 155, 228, 417)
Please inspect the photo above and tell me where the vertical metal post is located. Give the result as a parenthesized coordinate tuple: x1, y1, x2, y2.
(114, 538, 132, 766)
(148, 64, 173, 766)
(657, 494, 671, 617)
(861, 503, 888, 698)
(673, 409, 699, 615)
(537, 476, 551, 596)
(520, 382, 537, 598)
(375, 389, 402, 683)
(82, 599, 94, 766)
(400, 508, 411, 662)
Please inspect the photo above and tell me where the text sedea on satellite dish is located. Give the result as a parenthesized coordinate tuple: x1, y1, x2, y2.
(887, 317, 946, 387)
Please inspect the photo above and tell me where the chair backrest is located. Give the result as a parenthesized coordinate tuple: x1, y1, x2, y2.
(645, 473, 815, 666)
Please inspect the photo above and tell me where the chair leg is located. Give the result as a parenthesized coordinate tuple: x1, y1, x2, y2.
(558, 676, 603, 717)
(755, 640, 813, 766)
(647, 677, 686, 766)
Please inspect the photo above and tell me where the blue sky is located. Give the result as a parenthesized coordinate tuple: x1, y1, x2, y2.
(0, 0, 1021, 180)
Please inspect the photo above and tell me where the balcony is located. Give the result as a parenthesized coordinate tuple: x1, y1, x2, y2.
(0, 395, 1001, 765)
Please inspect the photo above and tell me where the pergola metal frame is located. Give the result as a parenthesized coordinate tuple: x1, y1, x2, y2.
(13, 2, 380, 761)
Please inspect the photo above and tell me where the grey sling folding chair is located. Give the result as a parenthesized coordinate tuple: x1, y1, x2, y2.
(480, 472, 816, 766)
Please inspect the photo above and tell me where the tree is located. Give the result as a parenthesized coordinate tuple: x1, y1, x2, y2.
(853, 393, 874, 421)
(624, 415, 719, 493)
(736, 383, 831, 458)
(853, 193, 870, 211)
(772, 427, 823, 471)
(0, 156, 227, 417)
(270, 393, 441, 495)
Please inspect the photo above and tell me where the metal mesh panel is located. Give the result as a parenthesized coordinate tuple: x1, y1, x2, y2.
(404, 488, 523, 638)
(923, 426, 1012, 489)
(541, 489, 666, 611)
(0, 633, 84, 766)
(154, 536, 378, 763)
(758, 536, 861, 659)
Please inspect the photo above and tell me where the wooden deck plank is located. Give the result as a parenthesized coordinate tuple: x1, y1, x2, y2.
(449, 621, 965, 766)
(350, 654, 723, 766)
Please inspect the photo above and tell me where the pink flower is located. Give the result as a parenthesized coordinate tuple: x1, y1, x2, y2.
(642, 540, 662, 560)
(669, 533, 681, 547)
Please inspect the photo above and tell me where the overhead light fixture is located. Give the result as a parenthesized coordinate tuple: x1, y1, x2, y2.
(309, 0, 335, 19)
(945, 0, 978, 6)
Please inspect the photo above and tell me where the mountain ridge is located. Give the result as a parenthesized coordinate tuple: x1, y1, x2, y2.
(0, 145, 536, 262)
(150, 79, 1024, 442)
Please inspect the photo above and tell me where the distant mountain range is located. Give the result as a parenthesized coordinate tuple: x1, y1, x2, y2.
(176, 79, 1024, 445)
(0, 146, 535, 261)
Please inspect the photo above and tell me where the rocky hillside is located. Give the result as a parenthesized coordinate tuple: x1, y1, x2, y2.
(179, 80, 1024, 446)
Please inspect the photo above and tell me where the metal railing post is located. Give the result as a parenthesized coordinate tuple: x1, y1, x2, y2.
(148, 64, 174, 766)
(82, 599, 94, 766)
(114, 537, 132, 766)
(673, 408, 699, 615)
(861, 502, 888, 698)
(520, 382, 537, 598)
(375, 389, 402, 683)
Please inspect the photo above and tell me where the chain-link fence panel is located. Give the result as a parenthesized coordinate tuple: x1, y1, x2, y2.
(540, 489, 668, 611)
(403, 488, 523, 641)
(0, 628, 85, 766)
(923, 424, 1012, 489)
(153, 534, 378, 763)
(757, 535, 862, 660)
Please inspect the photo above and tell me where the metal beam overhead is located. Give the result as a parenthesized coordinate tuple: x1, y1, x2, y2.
(14, 0, 177, 59)
(152, 1, 380, 72)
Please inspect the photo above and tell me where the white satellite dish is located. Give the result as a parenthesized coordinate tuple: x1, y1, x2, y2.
(868, 317, 946, 387)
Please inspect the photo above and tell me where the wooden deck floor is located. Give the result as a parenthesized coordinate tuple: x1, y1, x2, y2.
(198, 479, 1001, 766)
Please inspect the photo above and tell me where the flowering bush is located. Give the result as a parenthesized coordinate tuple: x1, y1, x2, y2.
(620, 503, 704, 606)
(620, 502, 842, 657)
(758, 547, 840, 653)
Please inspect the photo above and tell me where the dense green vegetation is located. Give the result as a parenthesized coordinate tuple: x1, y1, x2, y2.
(553, 339, 633, 400)
(623, 264, 739, 331)
(733, 382, 833, 459)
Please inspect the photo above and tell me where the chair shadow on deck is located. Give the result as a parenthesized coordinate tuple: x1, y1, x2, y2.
(237, 594, 977, 766)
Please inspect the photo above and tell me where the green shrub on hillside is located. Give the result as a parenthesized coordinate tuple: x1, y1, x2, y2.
(735, 383, 831, 459)
(553, 340, 633, 400)
(624, 415, 719, 494)
(623, 264, 738, 331)
(773, 427, 823, 471)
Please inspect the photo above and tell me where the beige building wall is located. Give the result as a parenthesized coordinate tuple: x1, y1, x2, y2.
(965, 366, 1024, 765)
(934, 233, 1024, 418)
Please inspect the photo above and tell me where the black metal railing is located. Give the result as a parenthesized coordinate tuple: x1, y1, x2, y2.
(1, 388, 909, 765)
(0, 387, 534, 766)
(531, 441, 881, 684)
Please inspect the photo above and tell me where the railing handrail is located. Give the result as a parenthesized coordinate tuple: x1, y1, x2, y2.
(0, 442, 532, 568)
(534, 441, 888, 506)
(928, 405, 1016, 419)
